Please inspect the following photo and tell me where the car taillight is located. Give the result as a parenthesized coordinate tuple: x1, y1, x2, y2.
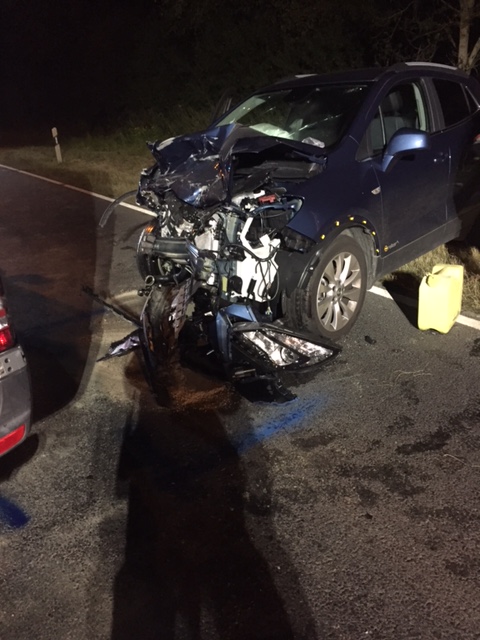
(0, 303, 15, 352)
(0, 326, 14, 351)
(0, 424, 26, 455)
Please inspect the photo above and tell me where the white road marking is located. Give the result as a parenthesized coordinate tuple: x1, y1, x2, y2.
(0, 163, 153, 215)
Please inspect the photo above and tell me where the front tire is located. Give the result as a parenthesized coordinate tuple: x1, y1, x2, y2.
(287, 235, 367, 340)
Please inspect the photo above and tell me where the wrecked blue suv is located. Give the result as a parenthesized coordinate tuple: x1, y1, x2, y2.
(137, 62, 480, 342)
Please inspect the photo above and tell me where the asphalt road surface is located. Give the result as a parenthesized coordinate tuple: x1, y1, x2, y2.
(1, 165, 480, 640)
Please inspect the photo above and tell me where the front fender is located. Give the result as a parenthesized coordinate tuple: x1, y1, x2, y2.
(306, 212, 380, 255)
(284, 148, 383, 247)
(277, 220, 380, 296)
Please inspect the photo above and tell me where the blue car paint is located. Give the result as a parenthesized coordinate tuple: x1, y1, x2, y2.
(234, 393, 328, 454)
(373, 132, 449, 249)
(140, 123, 326, 211)
(141, 63, 480, 291)
(284, 134, 383, 244)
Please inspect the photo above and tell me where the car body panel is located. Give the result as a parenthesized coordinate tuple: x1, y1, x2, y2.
(284, 136, 383, 243)
(446, 113, 480, 237)
(371, 129, 449, 256)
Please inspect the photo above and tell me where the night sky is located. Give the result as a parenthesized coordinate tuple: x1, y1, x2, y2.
(1, 0, 153, 131)
(1, 0, 478, 135)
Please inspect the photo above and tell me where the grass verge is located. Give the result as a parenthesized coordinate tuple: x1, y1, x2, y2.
(0, 134, 479, 316)
(385, 244, 480, 317)
(0, 140, 151, 197)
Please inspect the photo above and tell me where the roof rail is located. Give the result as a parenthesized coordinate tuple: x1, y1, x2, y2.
(274, 74, 316, 84)
(390, 61, 461, 72)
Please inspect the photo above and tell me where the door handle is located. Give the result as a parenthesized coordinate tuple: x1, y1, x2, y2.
(433, 152, 448, 163)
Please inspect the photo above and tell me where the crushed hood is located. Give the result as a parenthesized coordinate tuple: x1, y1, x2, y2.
(137, 124, 326, 209)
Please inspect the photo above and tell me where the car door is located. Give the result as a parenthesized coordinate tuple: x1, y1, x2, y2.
(430, 77, 480, 240)
(362, 80, 450, 265)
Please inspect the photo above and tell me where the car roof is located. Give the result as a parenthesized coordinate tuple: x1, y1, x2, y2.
(261, 62, 471, 92)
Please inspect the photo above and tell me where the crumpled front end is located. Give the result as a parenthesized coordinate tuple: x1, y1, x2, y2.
(137, 123, 326, 210)
(136, 123, 326, 303)
(127, 123, 339, 401)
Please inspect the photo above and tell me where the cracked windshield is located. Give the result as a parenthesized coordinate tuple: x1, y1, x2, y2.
(218, 83, 369, 147)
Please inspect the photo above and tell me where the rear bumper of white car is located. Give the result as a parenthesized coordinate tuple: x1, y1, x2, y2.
(0, 344, 32, 456)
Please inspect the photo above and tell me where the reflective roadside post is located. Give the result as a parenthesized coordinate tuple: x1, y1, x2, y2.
(51, 127, 62, 163)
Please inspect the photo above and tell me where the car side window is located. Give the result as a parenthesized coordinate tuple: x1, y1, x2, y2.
(238, 94, 291, 130)
(465, 87, 480, 113)
(358, 82, 429, 160)
(433, 79, 471, 128)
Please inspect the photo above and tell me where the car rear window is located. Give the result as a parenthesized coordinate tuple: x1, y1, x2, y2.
(433, 79, 472, 127)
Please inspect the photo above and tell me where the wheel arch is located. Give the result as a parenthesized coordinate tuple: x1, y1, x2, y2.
(278, 210, 381, 298)
(281, 231, 371, 339)
(340, 226, 379, 289)
(299, 223, 379, 291)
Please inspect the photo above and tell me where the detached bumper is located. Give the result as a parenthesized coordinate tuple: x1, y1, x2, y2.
(0, 345, 32, 456)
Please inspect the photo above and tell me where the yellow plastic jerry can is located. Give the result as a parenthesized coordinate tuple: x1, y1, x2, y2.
(418, 264, 464, 333)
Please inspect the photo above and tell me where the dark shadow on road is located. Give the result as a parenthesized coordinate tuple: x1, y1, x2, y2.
(383, 272, 420, 328)
(1, 168, 113, 421)
(109, 359, 316, 640)
(0, 434, 39, 482)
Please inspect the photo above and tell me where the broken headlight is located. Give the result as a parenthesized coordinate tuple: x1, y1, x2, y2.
(232, 324, 339, 371)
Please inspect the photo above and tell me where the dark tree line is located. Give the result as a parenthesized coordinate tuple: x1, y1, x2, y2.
(1, 0, 479, 133)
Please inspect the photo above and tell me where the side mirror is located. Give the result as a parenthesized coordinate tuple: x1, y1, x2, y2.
(210, 89, 234, 125)
(381, 128, 430, 172)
